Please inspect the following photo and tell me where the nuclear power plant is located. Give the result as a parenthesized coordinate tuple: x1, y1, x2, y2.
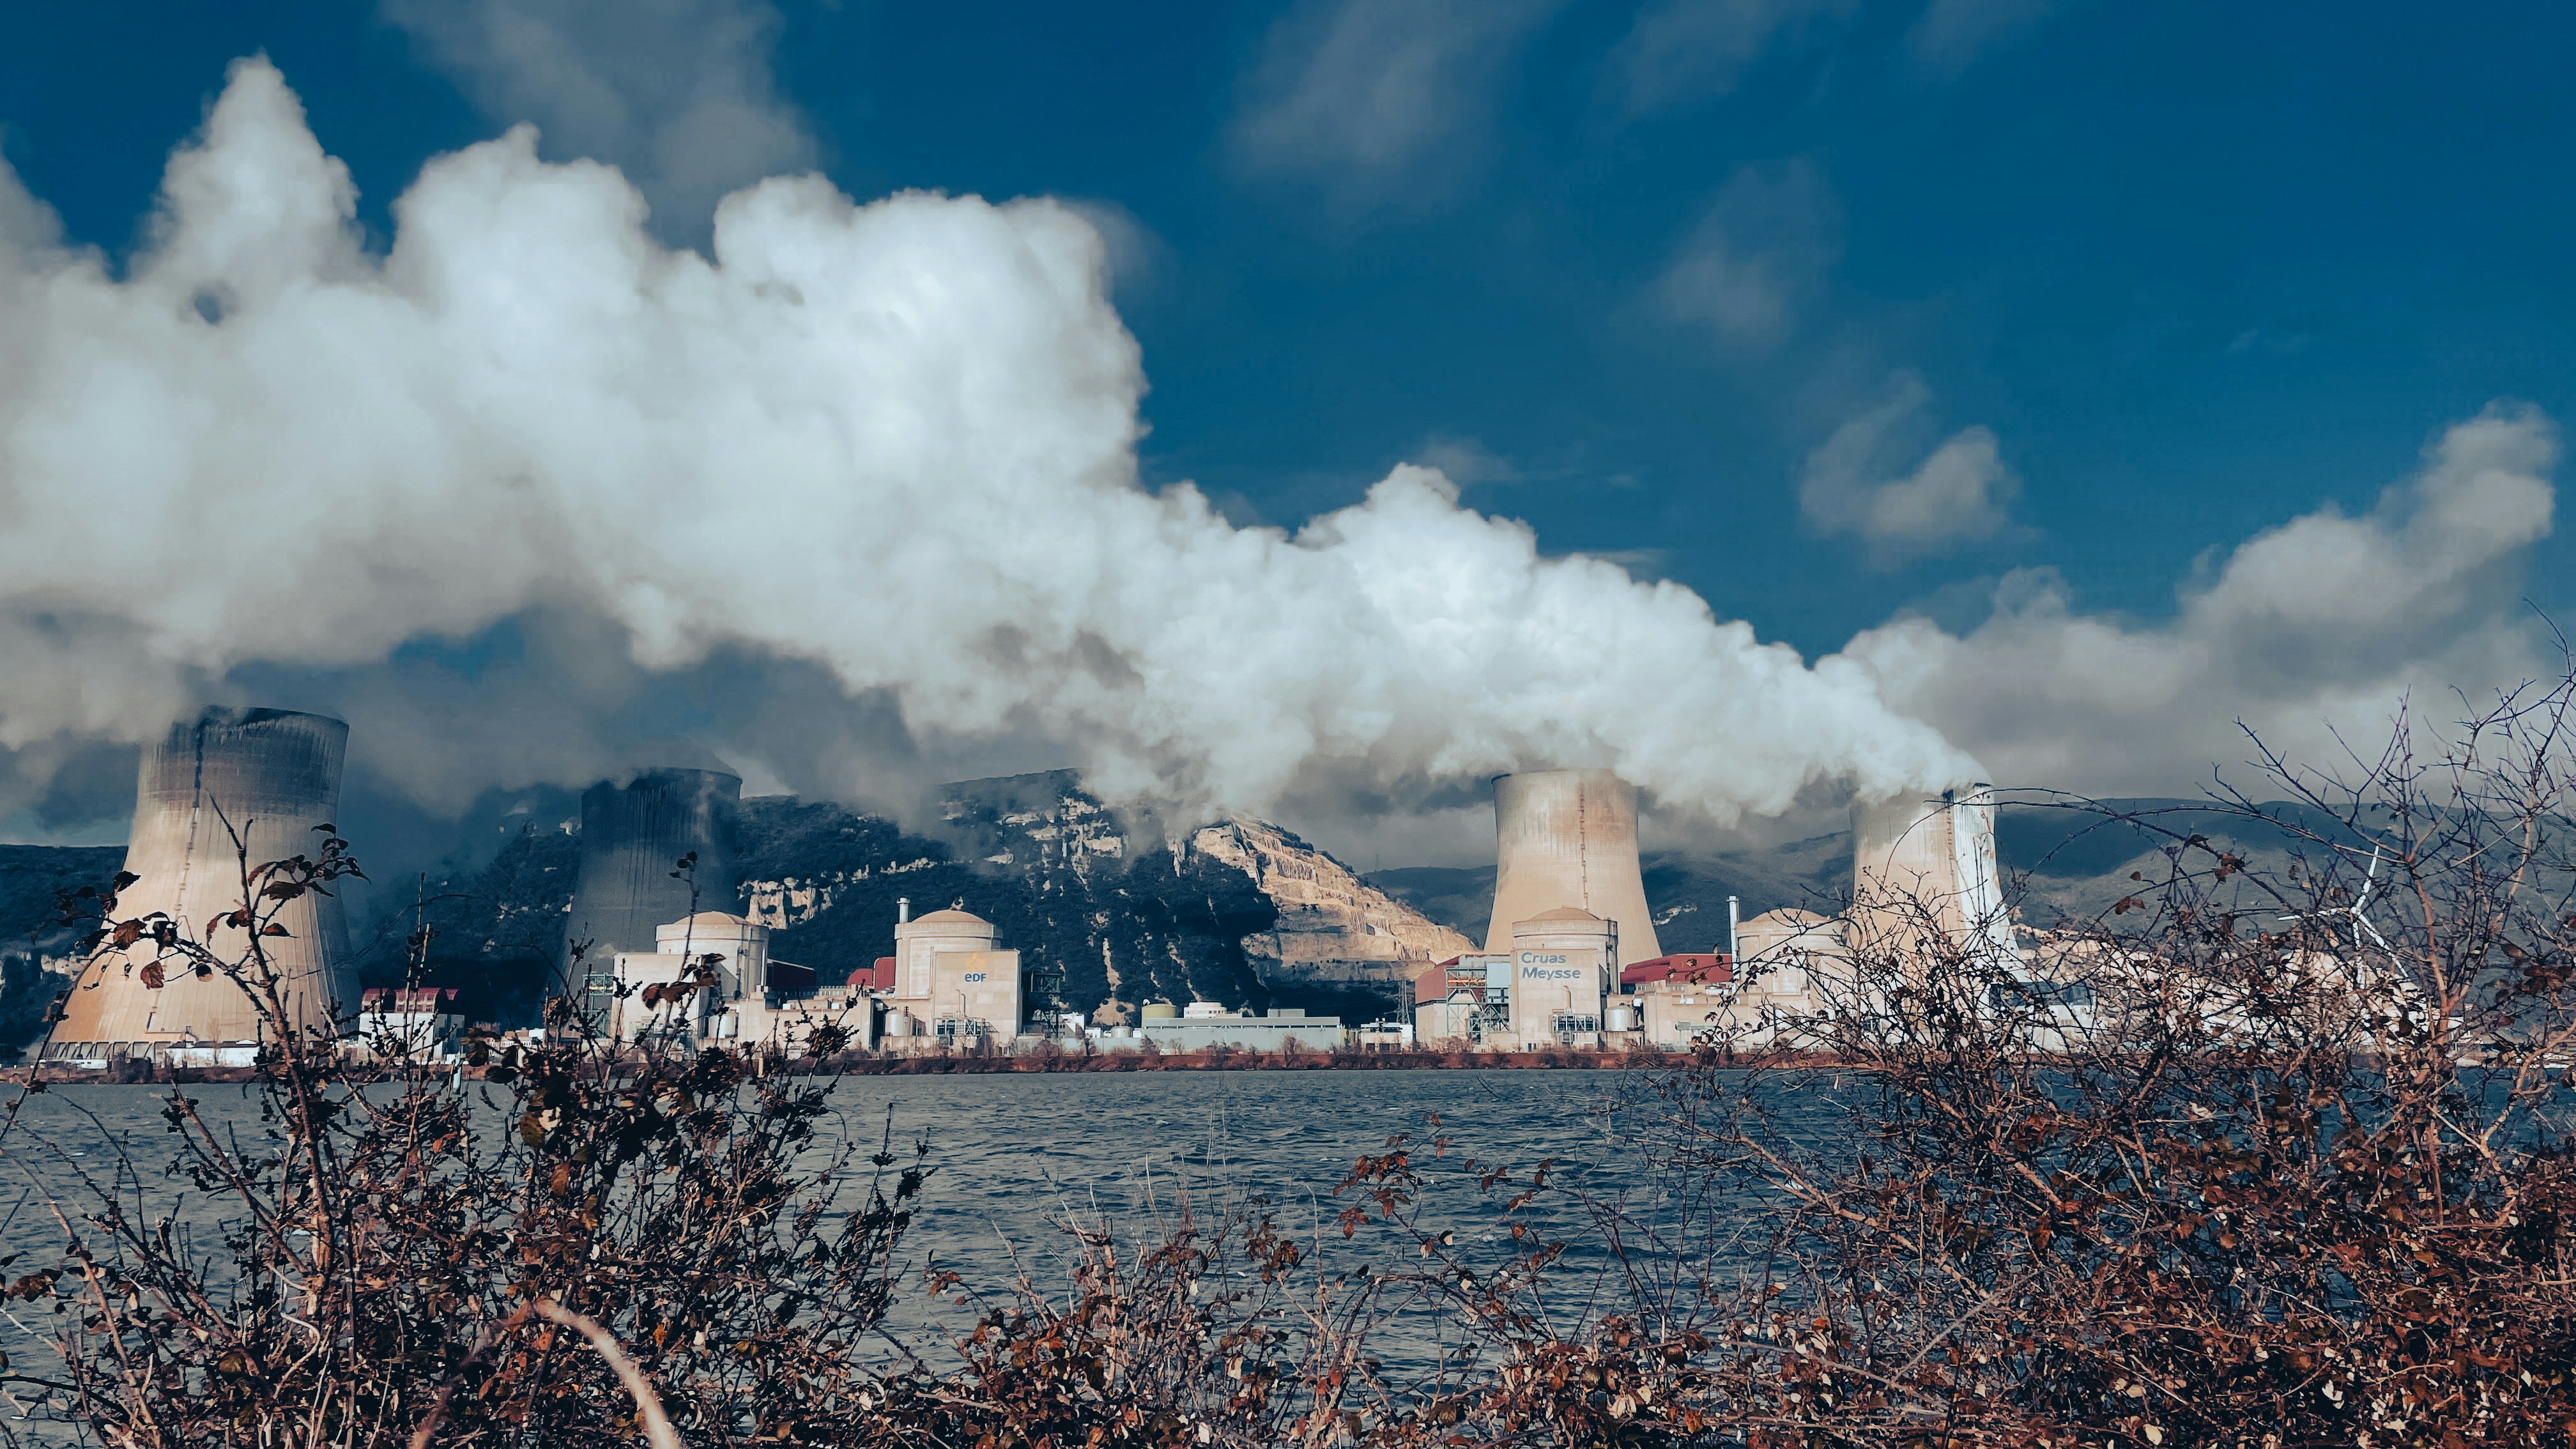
(563, 767, 742, 1021)
(1415, 770, 2021, 1052)
(47, 707, 357, 1066)
(23, 697, 2016, 1071)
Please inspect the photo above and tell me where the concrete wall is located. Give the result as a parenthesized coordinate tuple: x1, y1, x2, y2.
(53, 707, 355, 1050)
(716, 992, 876, 1053)
(656, 912, 769, 999)
(1415, 996, 1480, 1046)
(1482, 770, 1662, 963)
(893, 910, 995, 1002)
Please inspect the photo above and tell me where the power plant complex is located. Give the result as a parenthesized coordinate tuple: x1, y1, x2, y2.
(29, 705, 2015, 1070)
(1414, 774, 2015, 1052)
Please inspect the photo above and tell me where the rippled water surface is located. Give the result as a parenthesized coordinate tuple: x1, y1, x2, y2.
(0, 1067, 1861, 1410)
(0, 1071, 1657, 1254)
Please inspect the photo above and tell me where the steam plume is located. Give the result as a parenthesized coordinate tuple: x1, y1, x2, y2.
(0, 58, 1971, 833)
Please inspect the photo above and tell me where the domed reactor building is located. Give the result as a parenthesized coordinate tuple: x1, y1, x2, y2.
(49, 707, 357, 1064)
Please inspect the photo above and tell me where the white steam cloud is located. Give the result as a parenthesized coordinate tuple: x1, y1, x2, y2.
(0, 58, 1973, 836)
(1835, 404, 2560, 794)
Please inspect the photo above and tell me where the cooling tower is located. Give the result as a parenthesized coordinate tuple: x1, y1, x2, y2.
(1851, 785, 2013, 956)
(1482, 770, 1662, 965)
(563, 768, 743, 972)
(54, 707, 355, 1048)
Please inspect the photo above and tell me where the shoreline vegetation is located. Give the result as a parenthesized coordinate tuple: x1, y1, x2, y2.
(3, 675, 2575, 1445)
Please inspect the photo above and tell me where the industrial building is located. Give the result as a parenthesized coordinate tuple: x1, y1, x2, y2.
(880, 899, 1024, 1045)
(566, 767, 742, 1027)
(355, 986, 464, 1062)
(47, 707, 358, 1066)
(609, 910, 861, 1052)
(1505, 906, 1615, 1047)
(1413, 953, 1510, 1045)
(1137, 1000, 1345, 1052)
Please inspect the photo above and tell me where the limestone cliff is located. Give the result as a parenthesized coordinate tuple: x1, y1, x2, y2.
(1189, 820, 1474, 987)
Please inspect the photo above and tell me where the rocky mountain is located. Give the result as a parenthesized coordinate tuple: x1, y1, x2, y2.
(731, 776, 1298, 1026)
(1190, 820, 1474, 992)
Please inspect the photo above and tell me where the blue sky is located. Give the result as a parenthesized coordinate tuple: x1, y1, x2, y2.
(9, 1, 2568, 649)
(1, 1, 2569, 857)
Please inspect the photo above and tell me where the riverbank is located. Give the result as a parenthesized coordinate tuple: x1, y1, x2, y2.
(4, 1042, 1768, 1084)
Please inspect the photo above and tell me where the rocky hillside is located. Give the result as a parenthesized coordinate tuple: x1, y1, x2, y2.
(732, 776, 1294, 1027)
(1190, 820, 1473, 990)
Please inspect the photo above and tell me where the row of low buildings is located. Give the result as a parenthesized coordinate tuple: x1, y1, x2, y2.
(1411, 903, 1844, 1052)
(355, 896, 1357, 1063)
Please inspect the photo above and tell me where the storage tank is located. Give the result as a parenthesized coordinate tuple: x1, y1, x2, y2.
(52, 707, 356, 1050)
(564, 768, 742, 977)
(1140, 1000, 1178, 1022)
(1482, 770, 1662, 964)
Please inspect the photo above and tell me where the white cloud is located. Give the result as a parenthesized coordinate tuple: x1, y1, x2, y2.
(1230, 0, 1562, 214)
(1908, 0, 2057, 74)
(1800, 372, 2021, 565)
(1832, 404, 2560, 796)
(1611, 0, 1857, 115)
(379, 0, 815, 239)
(1654, 157, 1838, 347)
(0, 57, 1976, 835)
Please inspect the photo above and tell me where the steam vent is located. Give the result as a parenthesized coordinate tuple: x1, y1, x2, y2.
(1482, 769, 1662, 965)
(564, 767, 743, 979)
(52, 707, 356, 1051)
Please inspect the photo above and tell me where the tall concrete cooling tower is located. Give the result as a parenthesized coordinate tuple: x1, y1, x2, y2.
(54, 707, 355, 1048)
(1851, 785, 2013, 956)
(1482, 769, 1662, 965)
(563, 768, 743, 975)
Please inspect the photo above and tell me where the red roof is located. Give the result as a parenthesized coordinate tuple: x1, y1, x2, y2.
(1621, 954, 1732, 987)
(863, 956, 897, 991)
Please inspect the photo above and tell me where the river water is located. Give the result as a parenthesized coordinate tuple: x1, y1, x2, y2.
(0, 1068, 1866, 1431)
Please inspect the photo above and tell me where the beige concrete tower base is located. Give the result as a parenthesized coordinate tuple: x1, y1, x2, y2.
(53, 707, 355, 1050)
